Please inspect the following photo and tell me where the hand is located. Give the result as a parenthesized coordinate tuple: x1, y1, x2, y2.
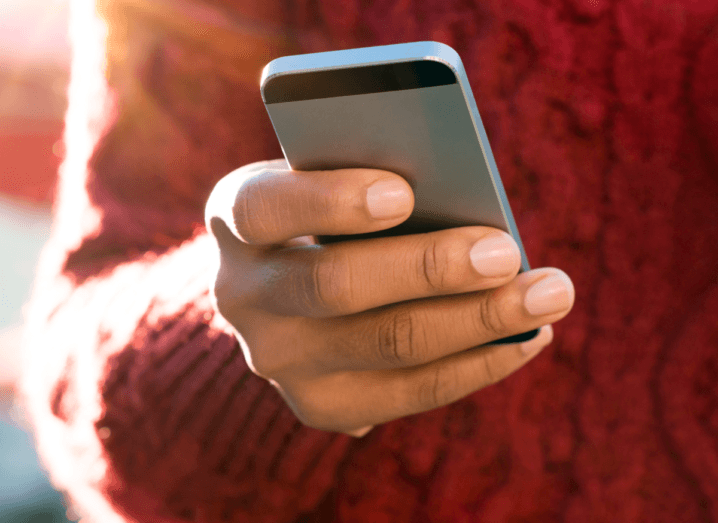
(205, 159, 574, 437)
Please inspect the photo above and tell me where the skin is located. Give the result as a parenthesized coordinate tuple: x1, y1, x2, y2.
(205, 159, 575, 437)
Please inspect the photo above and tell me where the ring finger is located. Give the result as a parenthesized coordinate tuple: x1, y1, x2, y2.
(299, 268, 573, 374)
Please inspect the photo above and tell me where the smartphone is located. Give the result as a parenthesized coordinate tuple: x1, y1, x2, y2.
(260, 41, 539, 345)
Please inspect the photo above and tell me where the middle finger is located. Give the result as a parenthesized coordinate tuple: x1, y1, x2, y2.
(259, 226, 522, 317)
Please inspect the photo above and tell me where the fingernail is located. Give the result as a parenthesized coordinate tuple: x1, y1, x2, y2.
(520, 324, 553, 354)
(469, 234, 520, 277)
(366, 179, 412, 219)
(346, 426, 373, 438)
(524, 272, 574, 316)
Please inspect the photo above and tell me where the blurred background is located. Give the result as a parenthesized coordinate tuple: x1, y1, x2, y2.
(1, 0, 74, 521)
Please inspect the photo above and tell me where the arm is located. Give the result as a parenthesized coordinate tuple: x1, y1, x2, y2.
(20, 1, 348, 521)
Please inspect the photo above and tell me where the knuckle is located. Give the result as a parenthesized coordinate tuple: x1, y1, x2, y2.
(415, 365, 452, 411)
(211, 264, 240, 319)
(420, 236, 464, 292)
(308, 251, 352, 314)
(248, 349, 295, 383)
(287, 388, 333, 431)
(295, 410, 322, 430)
(233, 173, 274, 243)
(480, 352, 498, 386)
(243, 341, 285, 381)
(246, 350, 276, 379)
(312, 180, 348, 228)
(376, 310, 423, 366)
(476, 295, 509, 338)
(242, 330, 295, 381)
(295, 406, 330, 431)
(212, 279, 232, 318)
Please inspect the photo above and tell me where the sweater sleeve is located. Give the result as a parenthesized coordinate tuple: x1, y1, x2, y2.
(19, 2, 350, 522)
(22, 234, 350, 523)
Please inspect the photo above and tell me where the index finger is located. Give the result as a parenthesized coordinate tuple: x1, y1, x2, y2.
(205, 161, 414, 245)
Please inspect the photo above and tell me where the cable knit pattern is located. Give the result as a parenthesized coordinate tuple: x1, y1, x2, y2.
(20, 0, 718, 521)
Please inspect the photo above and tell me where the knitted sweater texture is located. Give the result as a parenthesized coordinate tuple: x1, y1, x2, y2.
(21, 0, 718, 521)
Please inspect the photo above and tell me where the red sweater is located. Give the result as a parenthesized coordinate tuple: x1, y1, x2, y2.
(21, 0, 718, 521)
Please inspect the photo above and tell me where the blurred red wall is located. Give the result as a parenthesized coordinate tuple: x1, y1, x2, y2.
(0, 118, 64, 204)
(0, 0, 70, 204)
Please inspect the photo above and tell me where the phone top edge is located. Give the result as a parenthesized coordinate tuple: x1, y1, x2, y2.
(260, 41, 461, 102)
